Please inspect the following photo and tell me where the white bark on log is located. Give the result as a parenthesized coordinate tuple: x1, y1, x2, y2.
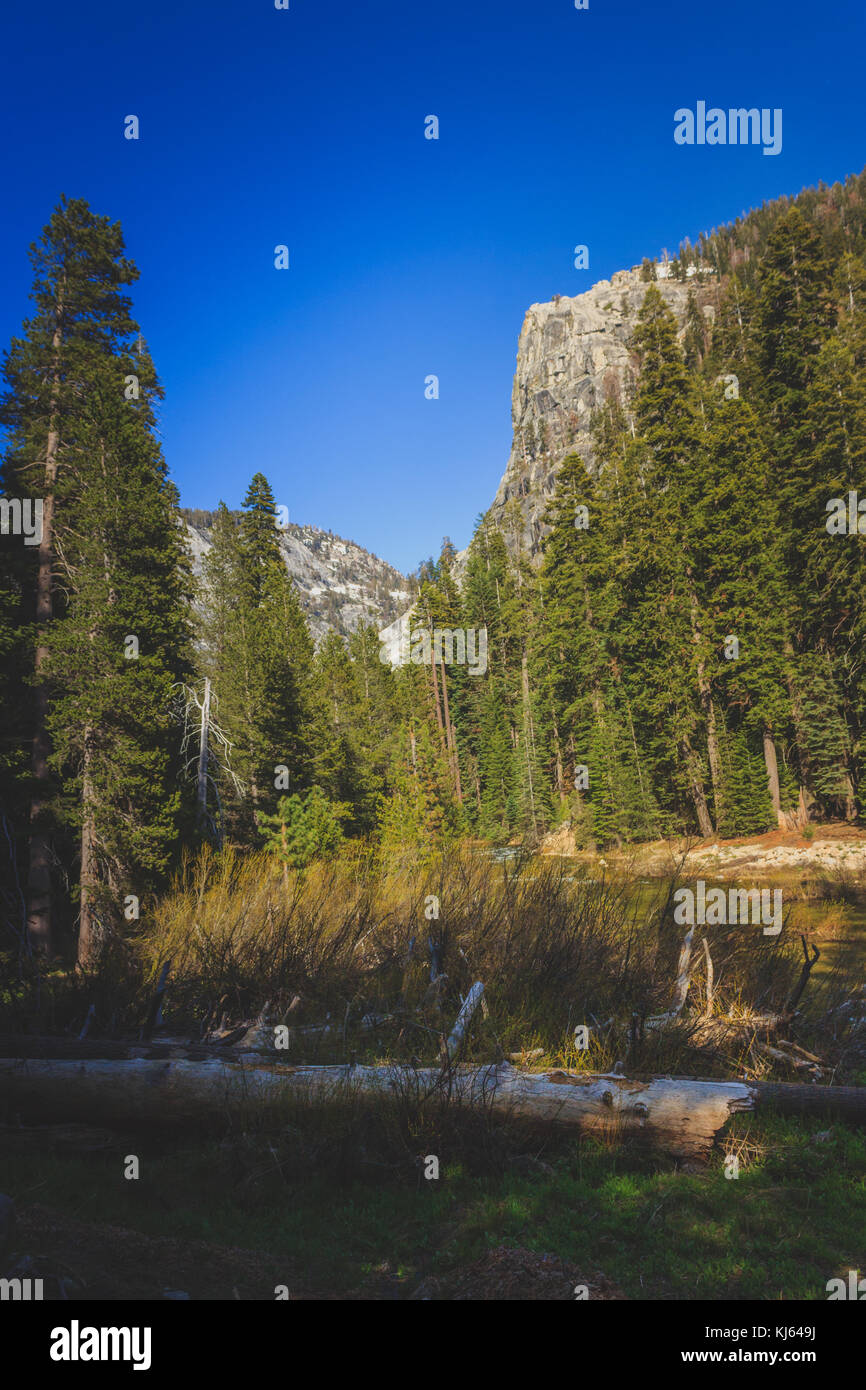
(446, 983, 484, 1061)
(0, 1056, 753, 1162)
(4, 1060, 865, 1158)
(646, 926, 695, 1031)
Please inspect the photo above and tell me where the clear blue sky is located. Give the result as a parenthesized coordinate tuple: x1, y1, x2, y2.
(1, 0, 863, 573)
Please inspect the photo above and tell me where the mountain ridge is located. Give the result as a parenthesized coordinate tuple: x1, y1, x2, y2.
(181, 510, 410, 644)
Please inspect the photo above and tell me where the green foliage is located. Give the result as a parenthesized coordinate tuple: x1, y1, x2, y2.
(199, 477, 315, 837)
(0, 197, 192, 956)
(258, 787, 351, 870)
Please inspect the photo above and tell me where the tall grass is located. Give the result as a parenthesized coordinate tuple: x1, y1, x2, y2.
(130, 844, 861, 1077)
(4, 842, 863, 1081)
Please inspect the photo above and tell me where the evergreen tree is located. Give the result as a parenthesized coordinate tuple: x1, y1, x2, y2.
(1, 197, 142, 953)
(1, 198, 191, 962)
(44, 353, 193, 963)
(752, 207, 837, 573)
(199, 474, 315, 838)
(630, 287, 716, 835)
(259, 786, 351, 872)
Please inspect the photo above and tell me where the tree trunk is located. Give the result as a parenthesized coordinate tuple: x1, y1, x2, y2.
(646, 926, 695, 1029)
(0, 1035, 237, 1061)
(762, 727, 786, 829)
(26, 291, 65, 956)
(445, 982, 484, 1061)
(840, 771, 857, 823)
(783, 641, 811, 824)
(196, 678, 211, 829)
(689, 579, 721, 819)
(439, 659, 463, 804)
(76, 727, 100, 969)
(704, 697, 722, 818)
(0, 1056, 750, 1161)
(680, 737, 714, 838)
(239, 611, 259, 808)
(624, 694, 652, 825)
(408, 724, 418, 779)
(429, 658, 448, 763)
(551, 711, 566, 803)
(520, 652, 539, 836)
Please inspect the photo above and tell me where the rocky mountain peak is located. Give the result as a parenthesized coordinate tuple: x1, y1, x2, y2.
(484, 263, 717, 559)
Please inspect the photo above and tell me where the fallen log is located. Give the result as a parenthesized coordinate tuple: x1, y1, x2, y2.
(4, 1054, 862, 1161)
(701, 937, 714, 1019)
(742, 1080, 866, 1125)
(753, 1042, 828, 1080)
(271, 1012, 392, 1047)
(0, 1056, 753, 1160)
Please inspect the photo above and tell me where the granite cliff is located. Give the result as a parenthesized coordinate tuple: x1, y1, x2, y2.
(483, 262, 717, 559)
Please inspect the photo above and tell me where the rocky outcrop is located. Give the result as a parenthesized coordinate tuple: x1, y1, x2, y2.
(182, 516, 410, 645)
(539, 822, 866, 880)
(484, 264, 717, 560)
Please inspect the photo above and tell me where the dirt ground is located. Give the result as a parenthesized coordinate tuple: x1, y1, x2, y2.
(541, 820, 866, 878)
(410, 1246, 627, 1300)
(9, 1203, 624, 1301)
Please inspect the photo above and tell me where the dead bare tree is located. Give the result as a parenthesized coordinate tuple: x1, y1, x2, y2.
(175, 680, 244, 846)
(785, 936, 821, 1015)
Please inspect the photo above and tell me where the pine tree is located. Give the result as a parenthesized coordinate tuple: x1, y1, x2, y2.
(630, 288, 716, 835)
(200, 475, 315, 839)
(694, 392, 792, 829)
(752, 207, 858, 817)
(1, 197, 142, 953)
(683, 288, 707, 371)
(44, 352, 193, 963)
(0, 560, 31, 949)
(752, 207, 837, 569)
(377, 718, 454, 858)
(259, 787, 351, 873)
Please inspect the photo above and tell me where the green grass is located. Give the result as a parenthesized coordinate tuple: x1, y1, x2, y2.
(4, 1113, 864, 1299)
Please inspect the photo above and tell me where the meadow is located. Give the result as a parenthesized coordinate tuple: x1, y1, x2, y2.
(3, 842, 864, 1300)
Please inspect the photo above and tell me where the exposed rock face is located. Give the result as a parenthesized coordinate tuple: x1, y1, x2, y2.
(182, 515, 410, 645)
(484, 265, 714, 560)
(377, 606, 415, 667)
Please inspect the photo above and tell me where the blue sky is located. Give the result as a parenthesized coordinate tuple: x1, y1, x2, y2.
(1, 0, 863, 573)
